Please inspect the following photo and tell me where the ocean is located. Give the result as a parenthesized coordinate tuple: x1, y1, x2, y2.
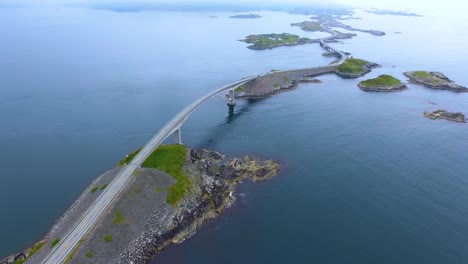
(1, 6, 467, 264)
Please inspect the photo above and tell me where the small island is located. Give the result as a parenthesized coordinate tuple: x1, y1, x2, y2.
(365, 9, 422, 17)
(229, 14, 262, 19)
(240, 33, 317, 50)
(358, 74, 407, 92)
(335, 58, 379, 78)
(404, 71, 468, 92)
(290, 21, 325, 32)
(424, 110, 466, 123)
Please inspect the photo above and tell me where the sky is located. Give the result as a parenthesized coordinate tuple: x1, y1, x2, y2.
(1, 0, 463, 14)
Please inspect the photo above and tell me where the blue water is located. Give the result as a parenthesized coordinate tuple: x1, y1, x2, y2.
(1, 6, 468, 264)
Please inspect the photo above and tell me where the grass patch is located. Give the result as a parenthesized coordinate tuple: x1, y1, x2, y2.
(85, 252, 93, 258)
(360, 74, 402, 87)
(29, 240, 46, 257)
(117, 147, 142, 167)
(142, 144, 190, 207)
(91, 186, 98, 193)
(51, 238, 60, 248)
(412, 71, 432, 78)
(100, 184, 108, 190)
(155, 187, 162, 193)
(234, 86, 243, 93)
(113, 210, 125, 224)
(13, 260, 25, 264)
(103, 234, 113, 242)
(64, 239, 84, 264)
(337, 58, 368, 74)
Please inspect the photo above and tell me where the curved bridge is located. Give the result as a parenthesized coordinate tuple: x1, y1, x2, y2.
(41, 28, 347, 264)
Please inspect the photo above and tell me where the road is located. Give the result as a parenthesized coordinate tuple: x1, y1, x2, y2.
(39, 26, 347, 264)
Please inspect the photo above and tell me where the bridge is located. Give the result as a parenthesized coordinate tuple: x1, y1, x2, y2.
(39, 25, 347, 264)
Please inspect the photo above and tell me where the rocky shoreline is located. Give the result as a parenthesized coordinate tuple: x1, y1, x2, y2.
(2, 147, 279, 264)
(358, 83, 407, 92)
(424, 110, 466, 123)
(404, 71, 468, 92)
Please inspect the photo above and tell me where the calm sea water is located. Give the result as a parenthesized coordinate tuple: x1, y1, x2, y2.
(1, 7, 468, 264)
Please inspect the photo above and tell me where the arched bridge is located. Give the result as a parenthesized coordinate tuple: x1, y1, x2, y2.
(41, 29, 347, 264)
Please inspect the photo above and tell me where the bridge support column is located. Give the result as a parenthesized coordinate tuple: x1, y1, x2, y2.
(227, 89, 236, 107)
(174, 129, 182, 144)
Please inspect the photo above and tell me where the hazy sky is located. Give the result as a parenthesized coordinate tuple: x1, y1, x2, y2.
(2, 0, 461, 14)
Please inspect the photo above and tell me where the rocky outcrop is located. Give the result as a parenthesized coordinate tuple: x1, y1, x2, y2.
(404, 71, 468, 92)
(424, 110, 466, 123)
(118, 149, 280, 263)
(358, 83, 407, 92)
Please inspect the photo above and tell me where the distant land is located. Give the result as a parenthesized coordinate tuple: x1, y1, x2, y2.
(230, 14, 262, 19)
(365, 9, 422, 17)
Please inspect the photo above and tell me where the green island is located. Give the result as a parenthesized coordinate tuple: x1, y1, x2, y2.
(336, 58, 379, 78)
(358, 74, 407, 92)
(240, 33, 317, 50)
(404, 71, 468, 92)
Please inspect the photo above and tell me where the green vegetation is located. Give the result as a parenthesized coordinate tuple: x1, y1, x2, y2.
(100, 184, 108, 190)
(156, 187, 162, 193)
(64, 239, 84, 264)
(234, 86, 243, 93)
(85, 252, 94, 258)
(91, 186, 98, 193)
(12, 240, 47, 264)
(113, 210, 125, 224)
(142, 144, 190, 207)
(51, 238, 60, 248)
(412, 71, 432, 78)
(337, 58, 368, 74)
(103, 234, 113, 242)
(412, 71, 441, 84)
(274, 83, 280, 89)
(117, 148, 142, 167)
(29, 240, 46, 257)
(360, 75, 402, 87)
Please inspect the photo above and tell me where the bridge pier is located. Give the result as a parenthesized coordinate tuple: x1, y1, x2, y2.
(227, 89, 236, 106)
(174, 129, 182, 144)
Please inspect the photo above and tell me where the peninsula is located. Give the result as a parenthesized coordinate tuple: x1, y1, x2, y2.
(358, 74, 407, 92)
(3, 145, 279, 264)
(424, 110, 466, 123)
(404, 71, 468, 92)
